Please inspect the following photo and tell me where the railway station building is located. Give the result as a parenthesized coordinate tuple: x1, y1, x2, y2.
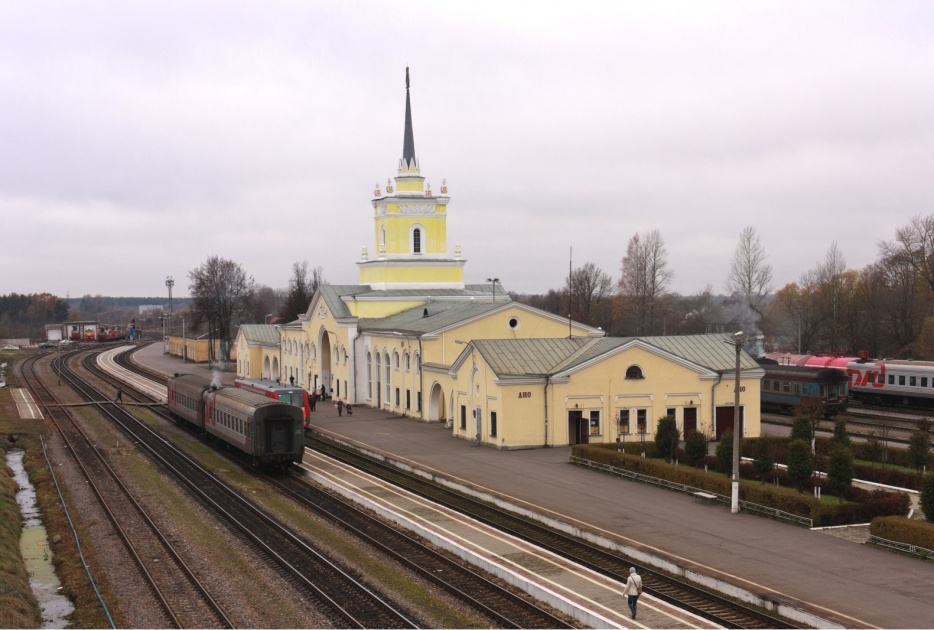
(234, 69, 763, 448)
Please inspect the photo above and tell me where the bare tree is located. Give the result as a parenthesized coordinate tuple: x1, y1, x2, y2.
(619, 230, 674, 335)
(725, 226, 773, 318)
(814, 242, 848, 353)
(569, 262, 614, 327)
(880, 214, 934, 295)
(188, 256, 256, 365)
(280, 261, 326, 322)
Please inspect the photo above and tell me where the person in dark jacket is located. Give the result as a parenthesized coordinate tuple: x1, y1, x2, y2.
(336, 399, 343, 416)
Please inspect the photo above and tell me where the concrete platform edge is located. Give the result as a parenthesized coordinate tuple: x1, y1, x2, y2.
(313, 428, 844, 630)
(304, 467, 621, 629)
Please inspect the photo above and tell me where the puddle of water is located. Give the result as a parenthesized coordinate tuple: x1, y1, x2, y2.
(9, 449, 75, 628)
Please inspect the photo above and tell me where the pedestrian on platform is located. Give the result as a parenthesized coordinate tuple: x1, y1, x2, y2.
(114, 388, 123, 403)
(624, 567, 642, 619)
(310, 392, 317, 411)
(337, 399, 343, 416)
(345, 402, 352, 416)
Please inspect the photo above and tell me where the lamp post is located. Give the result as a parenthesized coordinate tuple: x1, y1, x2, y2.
(486, 278, 499, 301)
(724, 331, 763, 514)
(731, 332, 743, 514)
(165, 276, 174, 317)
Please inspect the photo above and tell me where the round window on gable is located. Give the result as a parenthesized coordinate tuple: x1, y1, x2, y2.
(625, 365, 644, 379)
(508, 316, 520, 330)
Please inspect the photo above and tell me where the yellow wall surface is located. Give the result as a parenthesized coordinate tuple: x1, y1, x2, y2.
(358, 262, 463, 287)
(444, 342, 761, 449)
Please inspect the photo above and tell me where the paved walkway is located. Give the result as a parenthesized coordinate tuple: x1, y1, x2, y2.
(135, 343, 934, 629)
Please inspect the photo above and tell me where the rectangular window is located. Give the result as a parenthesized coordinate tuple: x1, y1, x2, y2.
(889, 374, 895, 385)
(899, 375, 906, 386)
(590, 410, 601, 435)
(878, 373, 885, 385)
(910, 376, 917, 387)
(490, 411, 497, 437)
(923, 377, 929, 387)
(636, 409, 647, 434)
(460, 405, 467, 430)
(619, 410, 630, 434)
(763, 380, 771, 392)
(406, 390, 411, 409)
(666, 407, 676, 420)
(782, 381, 790, 393)
(417, 391, 422, 412)
(395, 388, 400, 406)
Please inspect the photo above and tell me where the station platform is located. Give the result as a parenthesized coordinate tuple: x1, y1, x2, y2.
(133, 343, 934, 629)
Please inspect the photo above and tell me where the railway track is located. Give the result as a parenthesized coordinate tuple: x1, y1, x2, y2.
(267, 468, 576, 629)
(107, 345, 579, 627)
(44, 349, 422, 629)
(19, 351, 233, 629)
(309, 434, 797, 629)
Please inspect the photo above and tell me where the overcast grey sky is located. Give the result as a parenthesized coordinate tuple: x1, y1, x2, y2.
(3, 1, 933, 299)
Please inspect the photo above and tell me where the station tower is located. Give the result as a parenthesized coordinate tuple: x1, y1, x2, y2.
(357, 68, 466, 290)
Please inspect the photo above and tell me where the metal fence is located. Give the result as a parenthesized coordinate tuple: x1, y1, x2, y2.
(868, 535, 934, 560)
(570, 455, 813, 527)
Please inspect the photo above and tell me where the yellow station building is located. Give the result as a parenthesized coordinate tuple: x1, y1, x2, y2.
(235, 69, 763, 449)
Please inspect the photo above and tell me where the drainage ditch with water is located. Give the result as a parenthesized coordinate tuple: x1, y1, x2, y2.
(8, 448, 74, 628)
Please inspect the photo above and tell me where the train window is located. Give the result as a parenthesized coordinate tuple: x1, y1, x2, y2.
(923, 377, 929, 387)
(889, 375, 895, 385)
(794, 383, 801, 395)
(910, 376, 917, 387)
(899, 375, 906, 386)
(763, 381, 770, 391)
(877, 374, 885, 384)
(782, 381, 790, 393)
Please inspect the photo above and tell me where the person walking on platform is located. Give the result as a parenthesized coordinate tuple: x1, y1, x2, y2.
(624, 567, 643, 619)
(345, 402, 352, 416)
(114, 388, 123, 404)
(336, 399, 343, 416)
(310, 392, 317, 412)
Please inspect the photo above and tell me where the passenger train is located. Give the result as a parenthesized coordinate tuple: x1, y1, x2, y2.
(167, 374, 305, 469)
(756, 359, 849, 417)
(763, 352, 934, 409)
(233, 378, 310, 428)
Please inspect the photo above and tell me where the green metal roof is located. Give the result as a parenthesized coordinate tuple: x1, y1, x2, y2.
(470, 334, 762, 379)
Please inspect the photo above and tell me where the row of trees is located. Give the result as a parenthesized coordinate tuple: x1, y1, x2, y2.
(186, 257, 327, 363)
(516, 214, 934, 359)
(0, 293, 70, 339)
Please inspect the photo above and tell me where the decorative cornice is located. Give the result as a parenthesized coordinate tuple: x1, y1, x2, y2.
(400, 203, 436, 215)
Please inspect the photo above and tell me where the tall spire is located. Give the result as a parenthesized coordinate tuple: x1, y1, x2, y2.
(402, 66, 416, 170)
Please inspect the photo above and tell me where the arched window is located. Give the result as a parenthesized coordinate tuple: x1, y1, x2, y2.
(381, 226, 386, 246)
(393, 351, 400, 369)
(414, 353, 420, 373)
(413, 227, 422, 254)
(625, 365, 644, 379)
(367, 352, 373, 399)
(384, 352, 391, 401)
(404, 352, 410, 371)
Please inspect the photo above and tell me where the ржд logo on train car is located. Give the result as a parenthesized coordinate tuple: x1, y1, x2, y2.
(847, 362, 886, 389)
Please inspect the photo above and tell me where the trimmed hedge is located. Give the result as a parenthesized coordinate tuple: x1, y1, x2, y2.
(573, 444, 908, 525)
(870, 516, 934, 551)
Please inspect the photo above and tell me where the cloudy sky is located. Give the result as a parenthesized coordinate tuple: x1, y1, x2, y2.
(3, 1, 933, 300)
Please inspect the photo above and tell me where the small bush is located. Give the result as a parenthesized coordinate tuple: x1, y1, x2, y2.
(922, 473, 934, 523)
(684, 431, 707, 467)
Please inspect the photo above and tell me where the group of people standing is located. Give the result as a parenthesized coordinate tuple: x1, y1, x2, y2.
(308, 388, 351, 417)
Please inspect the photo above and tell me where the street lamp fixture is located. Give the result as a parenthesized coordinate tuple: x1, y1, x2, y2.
(486, 278, 500, 301)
